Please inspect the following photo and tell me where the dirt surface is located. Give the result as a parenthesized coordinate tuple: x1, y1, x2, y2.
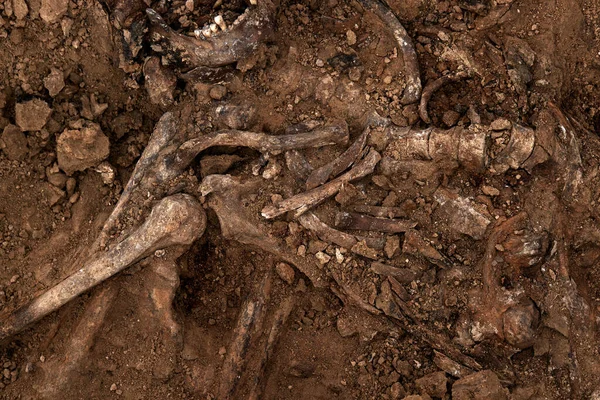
(0, 0, 600, 399)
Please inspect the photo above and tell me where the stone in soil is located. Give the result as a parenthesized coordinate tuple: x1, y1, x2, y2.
(13, 0, 29, 20)
(452, 370, 508, 400)
(415, 371, 448, 398)
(275, 262, 295, 285)
(40, 182, 65, 206)
(40, 0, 69, 23)
(434, 188, 491, 240)
(490, 118, 512, 131)
(57, 122, 110, 175)
(15, 99, 52, 132)
(1, 125, 28, 161)
(44, 68, 65, 97)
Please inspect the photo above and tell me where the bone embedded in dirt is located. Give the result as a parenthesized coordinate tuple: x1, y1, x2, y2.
(491, 124, 535, 174)
(40, 0, 69, 23)
(434, 188, 491, 240)
(57, 122, 110, 175)
(15, 99, 52, 132)
(0, 194, 206, 341)
(143, 56, 177, 109)
(457, 124, 489, 172)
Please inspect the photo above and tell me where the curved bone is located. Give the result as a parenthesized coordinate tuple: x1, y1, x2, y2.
(0, 194, 207, 341)
(305, 127, 369, 190)
(419, 71, 470, 124)
(146, 1, 277, 68)
(177, 122, 349, 165)
(101, 114, 346, 247)
(357, 0, 421, 104)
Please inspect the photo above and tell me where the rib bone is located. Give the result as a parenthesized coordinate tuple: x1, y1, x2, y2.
(261, 148, 381, 219)
(357, 0, 421, 104)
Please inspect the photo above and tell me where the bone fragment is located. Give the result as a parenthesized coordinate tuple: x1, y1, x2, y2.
(306, 127, 369, 189)
(345, 204, 409, 219)
(219, 271, 272, 399)
(334, 211, 417, 233)
(0, 194, 206, 340)
(356, 0, 421, 104)
(419, 71, 470, 124)
(297, 212, 384, 257)
(200, 175, 328, 287)
(261, 148, 381, 219)
(247, 296, 295, 400)
(39, 285, 117, 397)
(178, 122, 349, 165)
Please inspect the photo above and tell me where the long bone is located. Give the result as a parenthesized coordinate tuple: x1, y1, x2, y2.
(146, 0, 278, 68)
(0, 194, 207, 341)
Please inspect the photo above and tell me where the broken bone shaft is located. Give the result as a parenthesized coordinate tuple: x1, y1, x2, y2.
(261, 148, 381, 219)
(0, 194, 207, 341)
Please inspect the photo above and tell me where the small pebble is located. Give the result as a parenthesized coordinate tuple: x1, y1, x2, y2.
(346, 30, 357, 46)
(209, 85, 227, 100)
(490, 118, 512, 131)
(482, 185, 500, 196)
(315, 251, 331, 265)
(276, 262, 295, 285)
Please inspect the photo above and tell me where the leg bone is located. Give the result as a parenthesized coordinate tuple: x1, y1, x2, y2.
(0, 194, 206, 340)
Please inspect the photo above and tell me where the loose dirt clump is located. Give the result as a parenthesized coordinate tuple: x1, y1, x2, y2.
(1, 0, 600, 399)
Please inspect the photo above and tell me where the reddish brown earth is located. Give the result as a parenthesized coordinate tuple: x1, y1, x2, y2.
(1, 0, 600, 399)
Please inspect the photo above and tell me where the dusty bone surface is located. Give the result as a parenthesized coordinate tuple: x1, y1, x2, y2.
(1, 0, 600, 399)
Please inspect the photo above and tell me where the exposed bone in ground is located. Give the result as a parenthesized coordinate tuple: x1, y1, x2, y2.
(2, 0, 600, 398)
(0, 194, 206, 340)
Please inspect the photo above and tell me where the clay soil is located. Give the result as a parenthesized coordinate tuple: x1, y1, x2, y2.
(1, 0, 600, 399)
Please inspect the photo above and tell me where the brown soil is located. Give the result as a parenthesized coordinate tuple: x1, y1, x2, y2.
(0, 0, 600, 399)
